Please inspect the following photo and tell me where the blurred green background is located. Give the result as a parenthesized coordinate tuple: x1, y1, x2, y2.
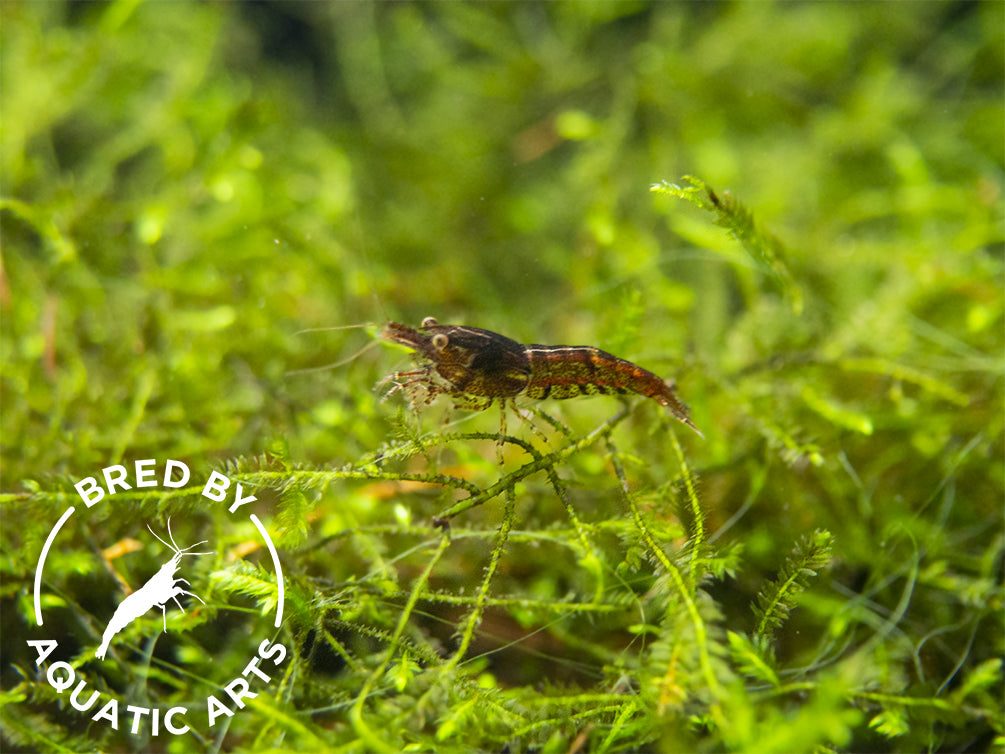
(2, 1, 1002, 752)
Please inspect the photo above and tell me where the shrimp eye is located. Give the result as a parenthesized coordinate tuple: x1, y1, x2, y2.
(421, 316, 439, 329)
(432, 333, 448, 350)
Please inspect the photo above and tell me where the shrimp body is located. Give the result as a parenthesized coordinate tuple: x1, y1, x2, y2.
(381, 317, 701, 436)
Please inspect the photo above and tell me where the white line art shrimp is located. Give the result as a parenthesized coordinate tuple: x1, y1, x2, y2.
(94, 518, 214, 660)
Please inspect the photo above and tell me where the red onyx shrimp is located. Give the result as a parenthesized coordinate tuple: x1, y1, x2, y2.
(379, 317, 702, 437)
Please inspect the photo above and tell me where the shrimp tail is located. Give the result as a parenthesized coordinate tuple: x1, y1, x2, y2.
(523, 345, 702, 436)
(93, 586, 154, 659)
(652, 382, 704, 438)
(95, 607, 131, 659)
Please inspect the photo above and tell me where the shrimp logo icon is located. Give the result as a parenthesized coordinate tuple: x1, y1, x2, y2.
(95, 518, 214, 660)
(28, 459, 288, 740)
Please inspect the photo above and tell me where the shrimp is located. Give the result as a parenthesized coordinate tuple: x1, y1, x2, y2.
(380, 317, 702, 436)
(94, 518, 214, 660)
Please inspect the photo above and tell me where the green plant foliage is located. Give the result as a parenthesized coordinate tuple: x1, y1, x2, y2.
(2, 2, 1003, 752)
(752, 528, 834, 643)
(652, 177, 804, 315)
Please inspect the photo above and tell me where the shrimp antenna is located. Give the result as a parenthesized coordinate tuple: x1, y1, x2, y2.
(292, 323, 375, 336)
(286, 337, 382, 376)
(147, 519, 179, 554)
(147, 517, 213, 556)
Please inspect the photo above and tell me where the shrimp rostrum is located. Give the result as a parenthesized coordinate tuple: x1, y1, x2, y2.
(380, 317, 702, 436)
